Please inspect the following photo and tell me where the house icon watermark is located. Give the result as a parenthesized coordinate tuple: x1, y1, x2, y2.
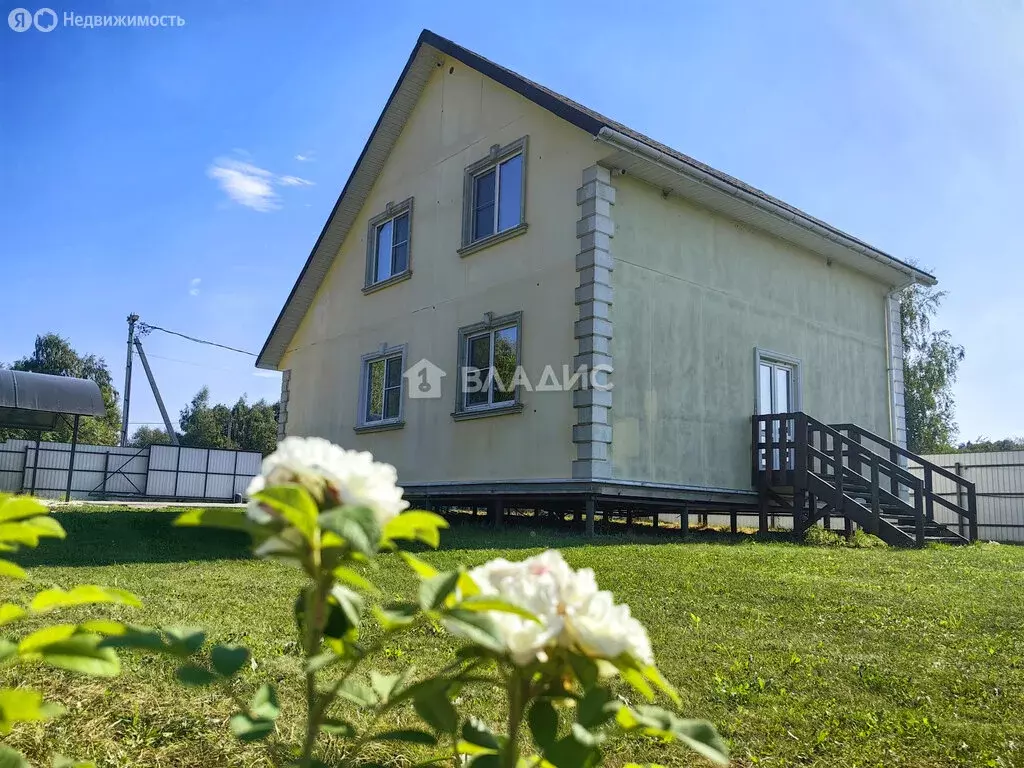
(404, 359, 446, 399)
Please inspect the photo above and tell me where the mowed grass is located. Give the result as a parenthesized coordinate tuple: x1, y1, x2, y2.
(1, 508, 1023, 768)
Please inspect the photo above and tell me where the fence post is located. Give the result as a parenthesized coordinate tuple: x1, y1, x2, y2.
(100, 450, 111, 499)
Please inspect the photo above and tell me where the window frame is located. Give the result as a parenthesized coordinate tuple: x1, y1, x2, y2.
(355, 344, 407, 433)
(453, 311, 524, 421)
(459, 137, 528, 257)
(363, 198, 414, 294)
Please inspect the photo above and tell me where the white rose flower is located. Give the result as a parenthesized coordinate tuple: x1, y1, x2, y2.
(246, 436, 408, 526)
(457, 549, 654, 667)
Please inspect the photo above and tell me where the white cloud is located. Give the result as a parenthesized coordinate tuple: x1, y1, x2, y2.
(278, 175, 313, 187)
(188, 277, 201, 297)
(207, 157, 314, 211)
(208, 159, 279, 211)
(295, 151, 315, 162)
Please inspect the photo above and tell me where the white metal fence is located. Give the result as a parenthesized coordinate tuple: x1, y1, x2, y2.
(909, 450, 1024, 543)
(0, 438, 262, 502)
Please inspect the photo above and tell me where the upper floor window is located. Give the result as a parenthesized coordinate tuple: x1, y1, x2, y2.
(460, 137, 528, 256)
(364, 198, 413, 293)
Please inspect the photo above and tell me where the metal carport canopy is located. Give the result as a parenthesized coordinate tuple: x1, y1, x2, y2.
(0, 370, 106, 429)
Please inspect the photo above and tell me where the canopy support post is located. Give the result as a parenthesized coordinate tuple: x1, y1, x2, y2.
(65, 414, 80, 502)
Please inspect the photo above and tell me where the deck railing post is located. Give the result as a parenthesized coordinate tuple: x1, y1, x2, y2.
(870, 455, 881, 535)
(967, 484, 978, 542)
(889, 447, 899, 498)
(924, 466, 935, 523)
(795, 413, 808, 491)
(832, 433, 844, 513)
(913, 479, 926, 547)
(954, 462, 966, 539)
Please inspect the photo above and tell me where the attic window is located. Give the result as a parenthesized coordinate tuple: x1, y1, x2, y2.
(459, 137, 528, 256)
(363, 198, 413, 294)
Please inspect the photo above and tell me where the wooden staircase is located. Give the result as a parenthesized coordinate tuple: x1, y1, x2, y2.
(752, 413, 978, 547)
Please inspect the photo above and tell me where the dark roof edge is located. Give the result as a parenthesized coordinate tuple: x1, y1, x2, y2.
(256, 35, 433, 368)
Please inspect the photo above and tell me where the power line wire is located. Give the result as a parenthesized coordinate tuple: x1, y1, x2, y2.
(137, 322, 257, 357)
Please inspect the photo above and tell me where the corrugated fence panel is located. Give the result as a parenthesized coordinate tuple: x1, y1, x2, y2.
(912, 450, 1024, 543)
(0, 439, 263, 502)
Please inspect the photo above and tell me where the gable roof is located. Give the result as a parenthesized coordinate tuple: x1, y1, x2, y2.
(257, 29, 935, 370)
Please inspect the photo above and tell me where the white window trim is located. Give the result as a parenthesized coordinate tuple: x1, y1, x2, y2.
(459, 137, 529, 257)
(355, 344, 407, 433)
(754, 348, 802, 414)
(363, 198, 414, 293)
(453, 311, 525, 421)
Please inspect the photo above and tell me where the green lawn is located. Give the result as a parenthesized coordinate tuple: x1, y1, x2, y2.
(2, 508, 1022, 768)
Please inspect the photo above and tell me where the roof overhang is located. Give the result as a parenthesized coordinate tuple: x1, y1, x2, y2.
(0, 369, 106, 430)
(256, 29, 935, 370)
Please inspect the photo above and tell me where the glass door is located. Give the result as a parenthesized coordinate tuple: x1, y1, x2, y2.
(758, 359, 797, 470)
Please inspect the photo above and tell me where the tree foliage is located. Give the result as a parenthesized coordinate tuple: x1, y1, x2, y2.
(178, 387, 278, 455)
(900, 284, 964, 454)
(957, 436, 1024, 453)
(1, 334, 121, 446)
(128, 426, 173, 448)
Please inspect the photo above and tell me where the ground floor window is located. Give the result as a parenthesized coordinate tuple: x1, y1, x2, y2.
(357, 345, 406, 429)
(456, 312, 523, 415)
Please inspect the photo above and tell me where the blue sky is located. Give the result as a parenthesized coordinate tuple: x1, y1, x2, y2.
(1, 0, 1021, 440)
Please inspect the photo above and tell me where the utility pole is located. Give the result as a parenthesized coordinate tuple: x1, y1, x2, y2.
(133, 338, 180, 445)
(120, 313, 139, 447)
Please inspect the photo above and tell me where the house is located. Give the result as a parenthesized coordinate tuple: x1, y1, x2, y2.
(256, 31, 976, 544)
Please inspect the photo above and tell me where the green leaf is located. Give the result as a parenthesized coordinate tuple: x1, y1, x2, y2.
(621, 666, 655, 701)
(0, 640, 17, 663)
(577, 686, 617, 728)
(0, 604, 26, 626)
(164, 627, 206, 656)
(78, 619, 127, 636)
(374, 602, 419, 631)
(319, 506, 380, 559)
(30, 585, 141, 613)
(19, 623, 78, 652)
(419, 570, 460, 611)
(620, 706, 728, 766)
(51, 757, 97, 768)
(0, 746, 31, 768)
(174, 507, 259, 535)
(399, 551, 439, 579)
(336, 678, 377, 708)
(382, 510, 449, 548)
(543, 733, 600, 768)
(570, 722, 605, 747)
(176, 664, 218, 686)
(369, 729, 438, 745)
(229, 713, 274, 742)
(0, 688, 64, 734)
(568, 653, 599, 689)
(457, 596, 538, 622)
(327, 585, 364, 638)
(319, 718, 356, 736)
(0, 516, 65, 547)
(252, 484, 318, 541)
(0, 560, 26, 581)
(305, 651, 338, 674)
(35, 634, 121, 677)
(642, 664, 681, 707)
(461, 717, 500, 751)
(413, 685, 458, 734)
(332, 565, 379, 595)
(0, 496, 47, 523)
(99, 626, 167, 652)
(370, 671, 402, 704)
(441, 610, 505, 653)
(529, 699, 559, 752)
(249, 683, 280, 721)
(211, 644, 250, 678)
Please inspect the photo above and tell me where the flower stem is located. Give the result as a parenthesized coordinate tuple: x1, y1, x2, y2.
(300, 532, 325, 767)
(505, 671, 527, 768)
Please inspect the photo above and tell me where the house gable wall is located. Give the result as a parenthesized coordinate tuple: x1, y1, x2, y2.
(282, 59, 604, 482)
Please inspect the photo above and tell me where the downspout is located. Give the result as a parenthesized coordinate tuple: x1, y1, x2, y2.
(595, 127, 936, 286)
